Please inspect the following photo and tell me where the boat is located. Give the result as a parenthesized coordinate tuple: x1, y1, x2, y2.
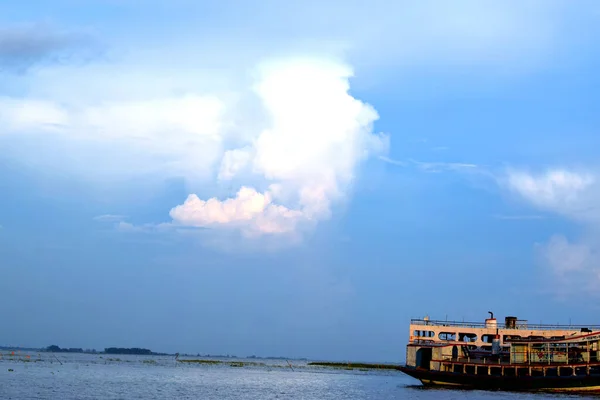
(397, 312, 600, 393)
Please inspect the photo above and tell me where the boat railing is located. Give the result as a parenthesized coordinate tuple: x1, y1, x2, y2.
(411, 319, 600, 331)
(435, 355, 592, 366)
(431, 340, 596, 365)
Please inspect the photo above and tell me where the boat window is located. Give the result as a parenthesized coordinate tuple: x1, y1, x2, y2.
(458, 332, 477, 342)
(527, 336, 544, 341)
(481, 334, 496, 343)
(438, 332, 456, 341)
(503, 335, 521, 342)
(413, 330, 435, 337)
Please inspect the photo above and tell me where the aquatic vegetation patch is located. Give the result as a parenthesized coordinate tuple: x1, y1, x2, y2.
(177, 359, 222, 365)
(307, 362, 399, 370)
(232, 361, 266, 367)
(177, 359, 267, 368)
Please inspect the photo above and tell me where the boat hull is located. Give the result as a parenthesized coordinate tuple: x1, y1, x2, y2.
(398, 366, 600, 393)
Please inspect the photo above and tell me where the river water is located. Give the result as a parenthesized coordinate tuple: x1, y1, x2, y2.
(0, 352, 593, 399)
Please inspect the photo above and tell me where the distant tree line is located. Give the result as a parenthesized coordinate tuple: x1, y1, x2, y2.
(104, 347, 153, 355)
(46, 345, 85, 353)
(14, 344, 304, 361)
(44, 345, 164, 355)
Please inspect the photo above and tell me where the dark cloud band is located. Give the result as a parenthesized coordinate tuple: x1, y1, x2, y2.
(0, 24, 97, 73)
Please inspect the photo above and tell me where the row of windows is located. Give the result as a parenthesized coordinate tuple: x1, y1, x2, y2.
(412, 330, 563, 342)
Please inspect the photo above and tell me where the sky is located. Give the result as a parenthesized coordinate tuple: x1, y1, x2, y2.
(0, 0, 600, 362)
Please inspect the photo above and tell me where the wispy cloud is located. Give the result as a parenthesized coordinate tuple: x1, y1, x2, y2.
(116, 221, 172, 233)
(534, 234, 600, 300)
(93, 214, 126, 222)
(492, 214, 546, 220)
(380, 156, 479, 173)
(410, 159, 479, 173)
(378, 156, 406, 166)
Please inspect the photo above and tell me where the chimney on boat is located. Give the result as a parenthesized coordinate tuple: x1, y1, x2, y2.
(485, 311, 497, 329)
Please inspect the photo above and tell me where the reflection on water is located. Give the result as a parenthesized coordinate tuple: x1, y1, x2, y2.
(0, 352, 593, 399)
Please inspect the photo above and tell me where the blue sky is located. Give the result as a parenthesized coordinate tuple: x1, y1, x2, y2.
(1, 0, 600, 362)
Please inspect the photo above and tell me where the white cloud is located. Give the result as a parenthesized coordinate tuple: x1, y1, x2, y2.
(0, 95, 226, 181)
(249, 59, 387, 216)
(171, 58, 388, 235)
(218, 148, 253, 181)
(0, 98, 69, 132)
(534, 234, 600, 298)
(78, 96, 224, 140)
(505, 168, 598, 222)
(504, 168, 600, 296)
(2, 0, 592, 244)
(1, 55, 387, 239)
(170, 187, 303, 236)
(537, 234, 594, 276)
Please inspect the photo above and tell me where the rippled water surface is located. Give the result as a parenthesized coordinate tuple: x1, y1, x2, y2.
(0, 352, 596, 399)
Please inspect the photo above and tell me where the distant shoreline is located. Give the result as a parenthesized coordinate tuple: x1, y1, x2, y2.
(0, 345, 398, 364)
(0, 345, 308, 361)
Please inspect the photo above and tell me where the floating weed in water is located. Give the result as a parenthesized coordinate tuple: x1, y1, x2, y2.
(307, 362, 400, 371)
(228, 361, 266, 368)
(143, 360, 158, 365)
(178, 359, 222, 365)
(177, 360, 267, 368)
(176, 359, 268, 368)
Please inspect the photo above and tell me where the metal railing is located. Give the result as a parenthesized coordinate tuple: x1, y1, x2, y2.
(411, 319, 600, 331)
(434, 353, 590, 366)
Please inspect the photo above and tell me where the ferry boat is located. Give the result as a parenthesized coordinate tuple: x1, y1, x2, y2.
(398, 313, 600, 393)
